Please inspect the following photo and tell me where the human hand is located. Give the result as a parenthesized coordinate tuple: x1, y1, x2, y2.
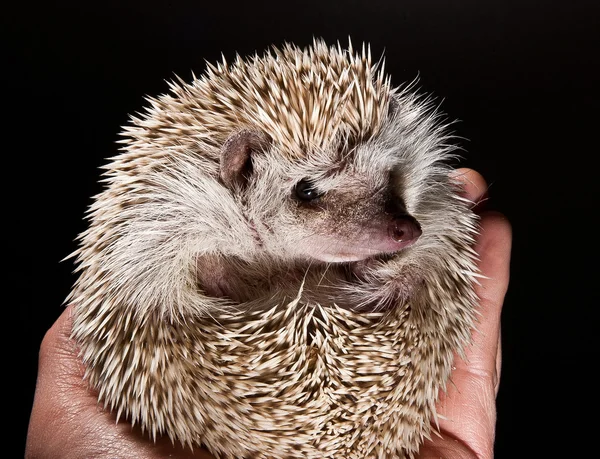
(25, 168, 510, 459)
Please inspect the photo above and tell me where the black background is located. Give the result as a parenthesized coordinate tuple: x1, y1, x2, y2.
(12, 1, 598, 457)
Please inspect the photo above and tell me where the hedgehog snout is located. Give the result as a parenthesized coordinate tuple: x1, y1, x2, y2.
(388, 215, 422, 249)
(382, 193, 421, 249)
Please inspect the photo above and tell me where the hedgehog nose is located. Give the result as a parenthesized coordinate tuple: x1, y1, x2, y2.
(389, 216, 422, 247)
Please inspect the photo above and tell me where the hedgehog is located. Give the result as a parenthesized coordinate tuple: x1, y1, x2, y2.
(67, 39, 480, 459)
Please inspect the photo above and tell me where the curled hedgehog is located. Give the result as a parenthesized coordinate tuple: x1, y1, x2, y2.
(67, 39, 480, 458)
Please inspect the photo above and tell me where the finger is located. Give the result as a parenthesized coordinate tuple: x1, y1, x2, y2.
(425, 211, 511, 457)
(462, 210, 512, 377)
(450, 167, 489, 210)
(26, 306, 89, 459)
(495, 328, 502, 396)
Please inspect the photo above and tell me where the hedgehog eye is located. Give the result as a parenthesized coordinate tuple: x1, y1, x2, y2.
(295, 179, 323, 201)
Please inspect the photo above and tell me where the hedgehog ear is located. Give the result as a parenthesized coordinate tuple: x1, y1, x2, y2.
(220, 130, 268, 190)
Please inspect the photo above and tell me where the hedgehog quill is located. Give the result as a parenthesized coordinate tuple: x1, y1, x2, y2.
(67, 39, 480, 458)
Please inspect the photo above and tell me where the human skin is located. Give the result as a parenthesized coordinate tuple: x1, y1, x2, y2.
(25, 168, 511, 459)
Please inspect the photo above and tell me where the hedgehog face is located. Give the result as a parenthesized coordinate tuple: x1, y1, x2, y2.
(273, 156, 422, 263)
(284, 175, 422, 263)
(220, 129, 422, 263)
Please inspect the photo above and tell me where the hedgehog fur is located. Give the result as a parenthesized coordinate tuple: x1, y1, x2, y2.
(67, 39, 480, 459)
